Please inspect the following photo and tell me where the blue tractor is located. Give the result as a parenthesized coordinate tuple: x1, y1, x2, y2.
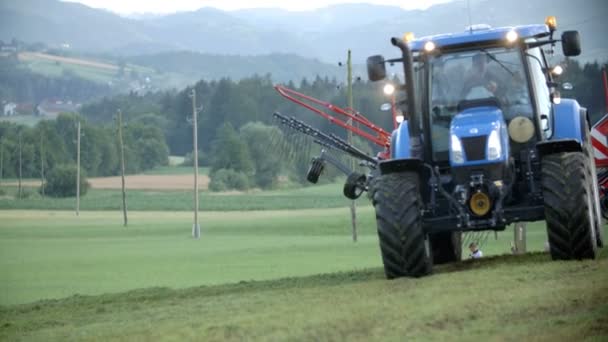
(366, 17, 604, 278)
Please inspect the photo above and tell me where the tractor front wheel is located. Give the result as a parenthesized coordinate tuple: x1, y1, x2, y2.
(541, 152, 597, 260)
(372, 172, 432, 278)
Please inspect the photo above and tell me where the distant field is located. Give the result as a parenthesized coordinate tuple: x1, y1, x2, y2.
(0, 182, 352, 211)
(2, 174, 210, 190)
(0, 114, 52, 127)
(16, 51, 189, 88)
(19, 52, 118, 83)
(142, 165, 209, 175)
(19, 52, 118, 71)
(0, 209, 605, 340)
(89, 174, 211, 190)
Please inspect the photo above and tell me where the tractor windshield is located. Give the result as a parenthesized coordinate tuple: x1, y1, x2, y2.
(429, 47, 533, 159)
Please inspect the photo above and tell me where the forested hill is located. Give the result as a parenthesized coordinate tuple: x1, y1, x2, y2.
(125, 52, 347, 84)
(80, 59, 606, 157)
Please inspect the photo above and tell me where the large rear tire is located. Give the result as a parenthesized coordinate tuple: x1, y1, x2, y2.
(541, 152, 597, 260)
(372, 172, 432, 278)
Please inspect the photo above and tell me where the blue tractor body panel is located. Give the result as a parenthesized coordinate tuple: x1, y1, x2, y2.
(392, 120, 412, 159)
(551, 99, 585, 144)
(449, 106, 509, 167)
(408, 25, 550, 52)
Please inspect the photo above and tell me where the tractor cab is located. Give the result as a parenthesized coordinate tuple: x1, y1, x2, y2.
(373, 20, 579, 163)
(416, 25, 567, 168)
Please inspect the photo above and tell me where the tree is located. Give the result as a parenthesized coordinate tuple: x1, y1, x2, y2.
(240, 122, 284, 188)
(208, 168, 250, 191)
(43, 164, 90, 197)
(209, 123, 253, 174)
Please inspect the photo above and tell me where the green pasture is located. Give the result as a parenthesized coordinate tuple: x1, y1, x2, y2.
(1, 241, 606, 341)
(0, 183, 352, 211)
(0, 114, 48, 127)
(21, 57, 155, 84)
(141, 165, 210, 175)
(0, 208, 559, 306)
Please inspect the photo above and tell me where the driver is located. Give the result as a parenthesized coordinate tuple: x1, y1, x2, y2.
(460, 53, 499, 98)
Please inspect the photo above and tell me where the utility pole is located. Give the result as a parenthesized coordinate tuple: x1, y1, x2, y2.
(0, 139, 3, 187)
(18, 133, 22, 199)
(76, 120, 81, 216)
(602, 65, 608, 113)
(40, 128, 45, 196)
(117, 110, 128, 227)
(190, 88, 201, 239)
(346, 49, 358, 242)
(513, 222, 527, 254)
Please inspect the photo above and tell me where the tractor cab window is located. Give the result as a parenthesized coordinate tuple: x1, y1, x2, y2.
(428, 47, 533, 160)
(526, 47, 552, 138)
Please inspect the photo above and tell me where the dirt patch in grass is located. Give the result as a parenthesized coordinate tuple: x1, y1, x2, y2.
(2, 175, 211, 190)
(88, 175, 210, 190)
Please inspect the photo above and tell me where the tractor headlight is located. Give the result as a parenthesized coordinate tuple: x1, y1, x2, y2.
(487, 130, 502, 160)
(451, 134, 464, 164)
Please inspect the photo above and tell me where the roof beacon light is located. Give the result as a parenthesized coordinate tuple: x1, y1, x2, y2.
(545, 16, 557, 31)
(506, 30, 518, 43)
(424, 41, 436, 52)
(403, 32, 415, 43)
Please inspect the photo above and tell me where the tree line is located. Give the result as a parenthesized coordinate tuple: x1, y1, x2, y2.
(1, 58, 605, 192)
(0, 113, 169, 183)
(80, 74, 391, 155)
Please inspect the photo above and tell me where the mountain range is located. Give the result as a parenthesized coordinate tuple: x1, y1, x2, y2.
(1, 0, 606, 64)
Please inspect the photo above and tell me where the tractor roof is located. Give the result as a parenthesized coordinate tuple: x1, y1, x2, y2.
(408, 24, 550, 51)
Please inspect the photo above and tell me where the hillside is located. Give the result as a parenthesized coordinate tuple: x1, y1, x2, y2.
(1, 0, 605, 63)
(126, 51, 347, 83)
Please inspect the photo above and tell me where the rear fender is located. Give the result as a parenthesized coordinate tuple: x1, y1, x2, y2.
(379, 158, 423, 175)
(536, 139, 583, 157)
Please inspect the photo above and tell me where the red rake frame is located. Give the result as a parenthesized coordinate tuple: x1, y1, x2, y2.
(274, 84, 391, 149)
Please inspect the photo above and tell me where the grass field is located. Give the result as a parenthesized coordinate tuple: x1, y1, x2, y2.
(1, 166, 607, 339)
(0, 114, 51, 127)
(0, 183, 352, 211)
(16, 52, 191, 89)
(0, 210, 606, 341)
(19, 52, 155, 84)
(0, 208, 567, 306)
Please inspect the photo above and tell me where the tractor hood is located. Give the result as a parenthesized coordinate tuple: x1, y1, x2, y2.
(449, 106, 509, 167)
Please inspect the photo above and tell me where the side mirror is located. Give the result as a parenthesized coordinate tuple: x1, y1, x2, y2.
(561, 31, 581, 57)
(367, 55, 387, 81)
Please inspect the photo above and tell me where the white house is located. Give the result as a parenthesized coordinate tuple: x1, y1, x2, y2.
(3, 102, 16, 116)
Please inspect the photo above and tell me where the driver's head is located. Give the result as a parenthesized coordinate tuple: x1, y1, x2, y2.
(472, 53, 487, 72)
(432, 58, 444, 75)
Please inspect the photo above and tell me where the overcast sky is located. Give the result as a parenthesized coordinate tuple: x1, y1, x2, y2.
(63, 0, 453, 14)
